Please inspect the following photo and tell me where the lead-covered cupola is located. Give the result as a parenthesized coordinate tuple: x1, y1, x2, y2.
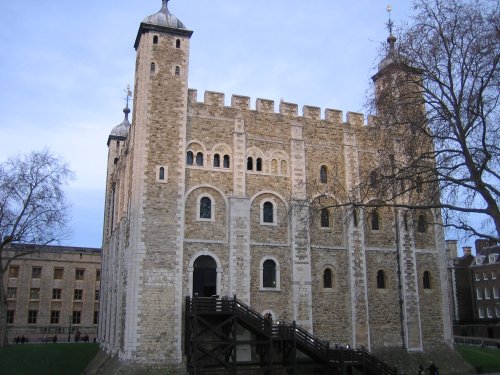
(107, 105, 131, 146)
(143, 0, 186, 29)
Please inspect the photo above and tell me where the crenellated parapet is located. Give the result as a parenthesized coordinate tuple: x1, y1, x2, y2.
(187, 89, 378, 128)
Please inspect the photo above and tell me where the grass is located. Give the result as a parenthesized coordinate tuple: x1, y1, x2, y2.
(0, 343, 99, 375)
(456, 344, 500, 373)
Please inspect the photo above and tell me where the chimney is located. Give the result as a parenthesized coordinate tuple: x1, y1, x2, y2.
(462, 246, 472, 257)
(445, 240, 458, 259)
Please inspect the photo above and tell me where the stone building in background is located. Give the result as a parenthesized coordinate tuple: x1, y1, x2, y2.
(99, 0, 452, 370)
(3, 243, 101, 343)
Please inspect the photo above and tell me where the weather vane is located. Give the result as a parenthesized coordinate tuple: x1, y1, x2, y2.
(124, 85, 133, 108)
(386, 5, 394, 36)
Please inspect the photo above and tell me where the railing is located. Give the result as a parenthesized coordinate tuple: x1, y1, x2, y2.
(185, 296, 398, 375)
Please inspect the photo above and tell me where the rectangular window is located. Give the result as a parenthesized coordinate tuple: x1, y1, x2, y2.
(75, 269, 85, 281)
(494, 287, 499, 299)
(31, 266, 42, 279)
(496, 305, 500, 317)
(53, 268, 64, 280)
(50, 310, 60, 324)
(485, 287, 491, 299)
(74, 289, 83, 301)
(7, 287, 17, 299)
(28, 310, 38, 324)
(72, 311, 81, 325)
(96, 269, 101, 281)
(475, 272, 480, 281)
(30, 288, 40, 300)
(9, 266, 19, 278)
(492, 272, 497, 280)
(477, 288, 483, 300)
(487, 306, 493, 318)
(478, 307, 484, 318)
(52, 288, 62, 300)
(483, 272, 489, 280)
(93, 311, 99, 325)
(95, 290, 100, 301)
(7, 310, 14, 324)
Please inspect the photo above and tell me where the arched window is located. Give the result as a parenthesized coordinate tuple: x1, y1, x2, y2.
(320, 165, 328, 183)
(196, 152, 203, 166)
(176, 39, 181, 48)
(263, 259, 276, 288)
(159, 167, 165, 180)
(113, 157, 119, 165)
(371, 210, 380, 230)
(150, 62, 156, 74)
(213, 154, 220, 168)
(416, 177, 423, 193)
(256, 158, 262, 172)
(423, 271, 432, 289)
(247, 157, 253, 170)
(199, 197, 212, 219)
(223, 155, 230, 168)
(370, 171, 378, 188)
(186, 151, 193, 165)
(321, 208, 330, 228)
(175, 66, 180, 76)
(353, 208, 358, 227)
(376, 270, 386, 289)
(417, 215, 427, 233)
(263, 202, 274, 223)
(153, 35, 159, 44)
(323, 268, 332, 288)
(280, 160, 287, 175)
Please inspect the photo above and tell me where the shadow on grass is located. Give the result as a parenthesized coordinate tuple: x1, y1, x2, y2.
(0, 343, 99, 375)
(456, 344, 500, 373)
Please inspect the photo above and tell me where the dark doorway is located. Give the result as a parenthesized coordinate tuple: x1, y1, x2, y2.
(193, 255, 217, 297)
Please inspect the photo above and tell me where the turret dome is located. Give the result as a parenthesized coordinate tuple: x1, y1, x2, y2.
(107, 106, 131, 146)
(143, 0, 186, 29)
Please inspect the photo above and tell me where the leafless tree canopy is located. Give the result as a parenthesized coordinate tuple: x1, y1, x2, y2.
(366, 0, 499, 241)
(0, 149, 73, 346)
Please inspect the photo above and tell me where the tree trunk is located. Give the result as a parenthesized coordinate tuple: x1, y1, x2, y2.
(0, 274, 9, 347)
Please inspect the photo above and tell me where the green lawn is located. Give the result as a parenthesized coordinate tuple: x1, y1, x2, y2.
(0, 343, 99, 375)
(456, 344, 500, 373)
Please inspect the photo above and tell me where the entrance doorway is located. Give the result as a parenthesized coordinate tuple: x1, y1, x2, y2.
(193, 255, 217, 297)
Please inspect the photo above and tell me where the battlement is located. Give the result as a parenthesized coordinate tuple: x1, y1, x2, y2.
(188, 89, 372, 126)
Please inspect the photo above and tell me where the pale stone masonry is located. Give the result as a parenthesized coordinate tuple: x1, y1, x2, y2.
(100, 1, 452, 368)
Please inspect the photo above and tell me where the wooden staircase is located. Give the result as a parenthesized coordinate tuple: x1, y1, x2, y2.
(185, 296, 397, 375)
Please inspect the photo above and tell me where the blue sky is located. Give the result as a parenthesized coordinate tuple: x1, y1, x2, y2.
(0, 0, 419, 249)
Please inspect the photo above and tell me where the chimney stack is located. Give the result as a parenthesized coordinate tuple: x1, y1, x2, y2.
(445, 240, 458, 259)
(462, 246, 472, 256)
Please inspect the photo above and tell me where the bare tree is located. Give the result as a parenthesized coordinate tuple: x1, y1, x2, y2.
(345, 0, 499, 241)
(0, 149, 73, 346)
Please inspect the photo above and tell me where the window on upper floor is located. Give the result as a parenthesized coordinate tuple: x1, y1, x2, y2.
(353, 208, 358, 227)
(50, 310, 60, 324)
(9, 266, 19, 278)
(416, 176, 423, 193)
(280, 160, 287, 174)
(247, 157, 253, 170)
(75, 269, 85, 281)
(485, 287, 491, 299)
(153, 35, 158, 44)
(256, 158, 262, 172)
(31, 267, 42, 279)
(323, 268, 333, 289)
(487, 306, 493, 318)
(176, 39, 181, 48)
(74, 289, 83, 301)
(476, 256, 485, 265)
(223, 155, 230, 168)
(320, 165, 328, 183)
(376, 270, 386, 289)
(94, 311, 99, 325)
(159, 167, 165, 181)
(96, 269, 101, 281)
(423, 271, 432, 289)
(28, 310, 38, 324)
(370, 171, 378, 189)
(417, 215, 427, 233)
(496, 305, 500, 318)
(7, 310, 14, 324)
(186, 151, 193, 165)
(477, 287, 483, 300)
(475, 272, 481, 281)
(320, 208, 330, 228)
(489, 254, 498, 263)
(478, 307, 484, 319)
(150, 62, 155, 74)
(196, 152, 203, 166)
(54, 268, 64, 280)
(493, 287, 499, 299)
(483, 272, 489, 280)
(199, 197, 212, 220)
(95, 290, 100, 301)
(492, 272, 497, 280)
(213, 154, 220, 168)
(52, 288, 62, 300)
(262, 259, 277, 288)
(262, 202, 274, 224)
(72, 311, 81, 325)
(371, 210, 380, 231)
(30, 288, 40, 300)
(175, 66, 180, 76)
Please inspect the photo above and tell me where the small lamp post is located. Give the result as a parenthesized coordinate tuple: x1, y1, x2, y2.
(68, 315, 72, 342)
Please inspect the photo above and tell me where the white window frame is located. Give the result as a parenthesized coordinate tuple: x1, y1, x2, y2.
(489, 254, 498, 263)
(478, 307, 484, 318)
(260, 199, 277, 226)
(485, 287, 491, 299)
(483, 272, 489, 280)
(496, 305, 500, 318)
(259, 256, 280, 291)
(493, 287, 499, 299)
(156, 165, 168, 183)
(475, 272, 481, 281)
(492, 272, 497, 280)
(477, 287, 483, 300)
(196, 194, 215, 222)
(487, 306, 493, 318)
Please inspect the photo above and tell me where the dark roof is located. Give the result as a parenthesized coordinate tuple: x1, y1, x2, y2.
(6, 243, 101, 254)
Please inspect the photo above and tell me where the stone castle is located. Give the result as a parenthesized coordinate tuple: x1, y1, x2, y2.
(99, 0, 452, 369)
